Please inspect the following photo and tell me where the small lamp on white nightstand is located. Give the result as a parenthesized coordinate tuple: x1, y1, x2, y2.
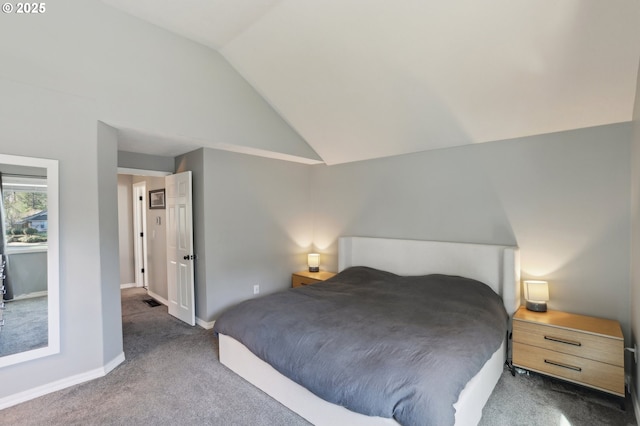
(308, 253, 320, 273)
(523, 280, 549, 312)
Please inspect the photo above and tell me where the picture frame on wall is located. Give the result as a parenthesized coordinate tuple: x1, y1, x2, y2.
(149, 188, 166, 209)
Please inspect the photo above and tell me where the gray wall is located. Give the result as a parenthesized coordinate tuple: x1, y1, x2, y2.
(0, 78, 109, 398)
(178, 124, 632, 349)
(630, 60, 640, 409)
(7, 250, 47, 298)
(311, 123, 632, 340)
(5, 252, 47, 297)
(0, 0, 314, 402)
(0, 0, 317, 162)
(0, 0, 635, 408)
(117, 174, 135, 285)
(97, 122, 124, 365)
(176, 148, 313, 322)
(118, 151, 175, 174)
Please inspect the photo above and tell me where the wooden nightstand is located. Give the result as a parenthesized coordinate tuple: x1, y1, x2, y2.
(292, 270, 336, 288)
(512, 307, 624, 396)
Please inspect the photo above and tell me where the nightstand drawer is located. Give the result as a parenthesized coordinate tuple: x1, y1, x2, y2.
(291, 271, 337, 288)
(513, 320, 623, 367)
(513, 342, 624, 396)
(292, 275, 321, 288)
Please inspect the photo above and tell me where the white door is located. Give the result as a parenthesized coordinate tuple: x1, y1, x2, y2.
(166, 171, 195, 326)
(132, 182, 148, 289)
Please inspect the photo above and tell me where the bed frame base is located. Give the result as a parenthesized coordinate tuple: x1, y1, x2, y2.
(219, 333, 506, 426)
(218, 237, 518, 425)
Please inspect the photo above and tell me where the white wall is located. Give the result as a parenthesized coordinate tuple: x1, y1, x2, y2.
(117, 174, 135, 285)
(311, 123, 632, 340)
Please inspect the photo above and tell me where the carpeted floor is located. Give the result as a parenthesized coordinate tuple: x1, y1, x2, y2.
(0, 296, 47, 357)
(1, 288, 309, 426)
(481, 368, 636, 426)
(0, 288, 636, 425)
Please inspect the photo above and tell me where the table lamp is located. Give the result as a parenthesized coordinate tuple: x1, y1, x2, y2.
(308, 253, 320, 272)
(523, 280, 549, 312)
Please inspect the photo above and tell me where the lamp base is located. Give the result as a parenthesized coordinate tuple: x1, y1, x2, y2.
(308, 267, 319, 273)
(526, 301, 547, 312)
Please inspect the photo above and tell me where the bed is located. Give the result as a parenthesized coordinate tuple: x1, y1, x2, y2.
(215, 237, 520, 425)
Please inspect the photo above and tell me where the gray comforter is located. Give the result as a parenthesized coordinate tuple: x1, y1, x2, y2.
(214, 266, 508, 426)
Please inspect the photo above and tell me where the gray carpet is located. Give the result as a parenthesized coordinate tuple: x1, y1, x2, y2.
(0, 296, 47, 357)
(481, 369, 636, 426)
(0, 288, 636, 425)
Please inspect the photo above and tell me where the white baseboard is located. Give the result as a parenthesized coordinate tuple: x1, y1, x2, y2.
(104, 352, 126, 374)
(146, 290, 168, 306)
(0, 352, 125, 410)
(119, 283, 137, 289)
(12, 291, 48, 300)
(196, 318, 215, 330)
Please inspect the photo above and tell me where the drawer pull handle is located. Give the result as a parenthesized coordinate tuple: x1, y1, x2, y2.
(544, 359, 582, 372)
(544, 335, 581, 346)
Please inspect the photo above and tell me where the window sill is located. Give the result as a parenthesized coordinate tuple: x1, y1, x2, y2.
(5, 244, 48, 254)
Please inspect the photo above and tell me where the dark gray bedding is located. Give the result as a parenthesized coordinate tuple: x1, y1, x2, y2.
(214, 266, 508, 426)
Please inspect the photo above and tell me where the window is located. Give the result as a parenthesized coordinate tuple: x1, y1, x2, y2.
(2, 175, 48, 250)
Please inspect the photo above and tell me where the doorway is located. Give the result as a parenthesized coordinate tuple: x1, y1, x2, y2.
(117, 168, 195, 327)
(117, 170, 170, 304)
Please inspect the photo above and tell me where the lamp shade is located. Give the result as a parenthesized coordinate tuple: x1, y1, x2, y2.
(307, 253, 320, 272)
(523, 280, 549, 312)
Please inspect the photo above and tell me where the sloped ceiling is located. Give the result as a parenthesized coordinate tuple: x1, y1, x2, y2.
(102, 0, 640, 165)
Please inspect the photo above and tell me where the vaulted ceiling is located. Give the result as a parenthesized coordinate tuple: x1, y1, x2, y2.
(102, 0, 640, 165)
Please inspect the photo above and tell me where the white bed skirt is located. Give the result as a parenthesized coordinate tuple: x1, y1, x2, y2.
(219, 333, 506, 426)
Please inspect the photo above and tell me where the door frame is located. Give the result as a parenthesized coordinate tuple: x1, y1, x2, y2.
(132, 181, 148, 289)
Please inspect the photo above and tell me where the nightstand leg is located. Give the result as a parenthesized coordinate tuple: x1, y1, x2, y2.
(505, 330, 516, 376)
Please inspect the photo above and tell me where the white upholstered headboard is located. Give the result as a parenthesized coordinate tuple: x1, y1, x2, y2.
(338, 237, 521, 315)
